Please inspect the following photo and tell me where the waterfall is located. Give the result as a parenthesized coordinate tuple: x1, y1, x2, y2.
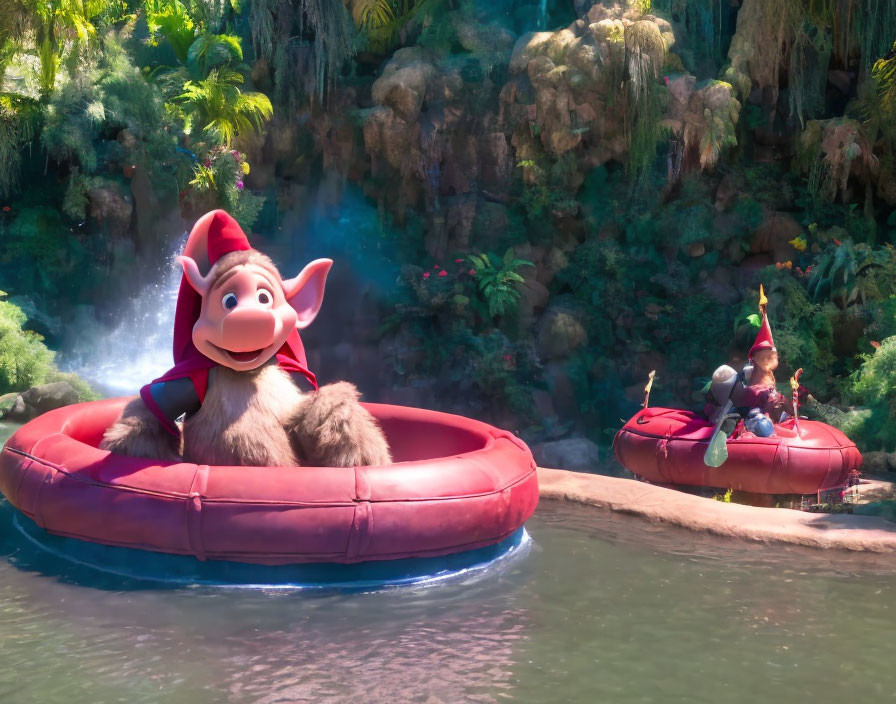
(61, 234, 187, 396)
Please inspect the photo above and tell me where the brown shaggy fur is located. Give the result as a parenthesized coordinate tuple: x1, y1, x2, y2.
(100, 397, 182, 461)
(182, 364, 303, 466)
(288, 381, 392, 467)
(210, 249, 277, 283)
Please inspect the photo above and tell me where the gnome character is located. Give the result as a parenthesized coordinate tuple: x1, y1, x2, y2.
(732, 285, 796, 423)
(100, 210, 392, 468)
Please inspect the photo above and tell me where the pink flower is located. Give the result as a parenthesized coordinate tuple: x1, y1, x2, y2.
(433, 264, 440, 269)
(664, 76, 670, 85)
(504, 354, 513, 361)
(236, 181, 244, 190)
(454, 258, 463, 263)
(423, 272, 430, 279)
(1, 206, 9, 212)
(439, 270, 447, 277)
(468, 269, 475, 276)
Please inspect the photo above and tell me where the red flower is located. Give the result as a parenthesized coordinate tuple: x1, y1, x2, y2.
(468, 269, 476, 276)
(504, 355, 513, 361)
(439, 270, 447, 277)
(663, 76, 670, 86)
(871, 341, 881, 349)
(1, 206, 9, 212)
(454, 258, 463, 263)
(433, 264, 440, 269)
(423, 272, 430, 280)
(833, 238, 841, 246)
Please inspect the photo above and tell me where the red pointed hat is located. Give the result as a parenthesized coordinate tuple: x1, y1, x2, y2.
(748, 284, 776, 359)
(139, 210, 317, 438)
(207, 209, 251, 265)
(172, 210, 251, 364)
(749, 314, 775, 359)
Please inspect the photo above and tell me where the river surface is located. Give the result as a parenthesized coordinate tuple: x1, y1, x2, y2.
(2, 422, 895, 703)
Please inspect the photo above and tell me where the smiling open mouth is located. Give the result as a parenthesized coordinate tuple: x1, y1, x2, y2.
(210, 343, 265, 363)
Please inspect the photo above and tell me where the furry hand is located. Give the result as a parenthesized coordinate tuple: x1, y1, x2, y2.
(289, 382, 392, 467)
(100, 397, 182, 462)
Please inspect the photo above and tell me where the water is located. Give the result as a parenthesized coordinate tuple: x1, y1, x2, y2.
(1, 471, 895, 704)
(61, 234, 186, 396)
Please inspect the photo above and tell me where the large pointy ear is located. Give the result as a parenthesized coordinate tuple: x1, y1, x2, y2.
(177, 255, 212, 297)
(282, 258, 333, 329)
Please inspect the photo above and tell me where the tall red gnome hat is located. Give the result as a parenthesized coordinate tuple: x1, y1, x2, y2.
(171, 209, 253, 365)
(140, 210, 318, 438)
(748, 284, 776, 360)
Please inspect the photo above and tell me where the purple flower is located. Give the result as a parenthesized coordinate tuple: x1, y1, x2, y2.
(236, 181, 244, 191)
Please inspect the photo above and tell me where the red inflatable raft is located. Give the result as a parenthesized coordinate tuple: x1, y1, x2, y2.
(614, 407, 862, 495)
(0, 398, 538, 565)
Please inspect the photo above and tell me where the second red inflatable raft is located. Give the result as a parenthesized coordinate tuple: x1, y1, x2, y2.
(614, 407, 862, 495)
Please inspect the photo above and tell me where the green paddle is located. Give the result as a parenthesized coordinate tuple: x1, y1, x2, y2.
(704, 398, 733, 468)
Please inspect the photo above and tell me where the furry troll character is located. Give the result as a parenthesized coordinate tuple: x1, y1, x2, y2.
(100, 210, 392, 468)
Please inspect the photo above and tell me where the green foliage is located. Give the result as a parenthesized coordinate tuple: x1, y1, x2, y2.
(870, 40, 896, 149)
(1, 206, 76, 291)
(0, 292, 97, 398)
(845, 336, 896, 450)
(556, 239, 631, 322)
(623, 20, 667, 180)
(351, 0, 435, 54)
(795, 118, 875, 204)
(0, 290, 55, 394)
(567, 346, 636, 445)
(516, 159, 554, 221)
(713, 488, 733, 502)
(462, 329, 544, 428)
(145, 14, 272, 151)
(176, 67, 272, 146)
(251, 0, 357, 105)
(468, 249, 532, 319)
(185, 32, 242, 79)
(46, 369, 100, 401)
(22, 0, 129, 97)
(807, 239, 889, 308)
(788, 16, 832, 128)
(694, 89, 739, 169)
(145, 0, 196, 63)
(41, 32, 171, 173)
(0, 93, 40, 198)
(187, 147, 262, 230)
(760, 269, 835, 389)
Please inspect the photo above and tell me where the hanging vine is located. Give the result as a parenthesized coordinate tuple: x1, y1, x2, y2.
(250, 0, 357, 108)
(623, 19, 667, 180)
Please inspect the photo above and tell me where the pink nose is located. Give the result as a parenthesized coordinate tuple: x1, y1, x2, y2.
(220, 308, 277, 350)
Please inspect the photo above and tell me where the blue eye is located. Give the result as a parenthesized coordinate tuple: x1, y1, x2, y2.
(222, 293, 238, 310)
